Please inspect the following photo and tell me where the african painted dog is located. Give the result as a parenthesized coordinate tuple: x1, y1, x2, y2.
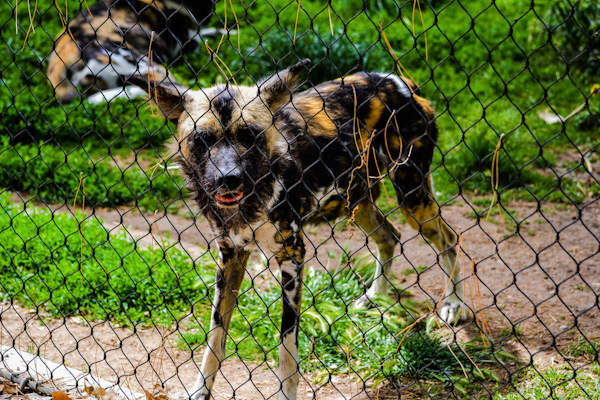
(128, 59, 465, 400)
(48, 0, 214, 103)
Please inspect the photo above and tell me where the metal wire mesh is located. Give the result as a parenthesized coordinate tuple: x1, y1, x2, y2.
(1, 0, 599, 399)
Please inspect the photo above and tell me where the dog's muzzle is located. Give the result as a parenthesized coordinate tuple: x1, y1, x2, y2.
(214, 169, 244, 205)
(215, 190, 244, 205)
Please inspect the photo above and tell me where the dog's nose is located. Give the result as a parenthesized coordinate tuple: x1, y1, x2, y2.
(219, 169, 243, 190)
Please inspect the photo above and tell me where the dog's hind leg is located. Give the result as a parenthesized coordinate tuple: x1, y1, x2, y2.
(352, 202, 402, 308)
(274, 228, 305, 400)
(189, 245, 249, 400)
(396, 175, 466, 325)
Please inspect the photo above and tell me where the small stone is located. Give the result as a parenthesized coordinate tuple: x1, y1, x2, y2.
(559, 325, 568, 330)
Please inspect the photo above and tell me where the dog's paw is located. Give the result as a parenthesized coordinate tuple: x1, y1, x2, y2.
(176, 390, 208, 400)
(188, 394, 208, 400)
(440, 302, 468, 325)
(353, 293, 375, 309)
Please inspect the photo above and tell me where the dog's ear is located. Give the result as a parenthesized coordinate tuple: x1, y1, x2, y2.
(126, 75, 190, 124)
(258, 58, 310, 112)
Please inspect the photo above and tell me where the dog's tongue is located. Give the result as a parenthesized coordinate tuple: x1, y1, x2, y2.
(215, 192, 244, 204)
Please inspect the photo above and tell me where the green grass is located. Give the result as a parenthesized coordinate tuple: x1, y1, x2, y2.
(499, 324, 524, 340)
(0, 136, 184, 210)
(1, 0, 598, 210)
(0, 191, 207, 324)
(567, 337, 600, 358)
(493, 363, 600, 400)
(401, 265, 429, 276)
(0, 190, 511, 392)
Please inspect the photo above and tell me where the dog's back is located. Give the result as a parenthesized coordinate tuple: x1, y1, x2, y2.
(278, 72, 438, 222)
(48, 0, 213, 103)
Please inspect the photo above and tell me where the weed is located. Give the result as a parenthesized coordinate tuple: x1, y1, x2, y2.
(541, 1, 600, 76)
(472, 197, 493, 207)
(493, 362, 600, 399)
(568, 337, 599, 358)
(500, 324, 523, 339)
(571, 284, 591, 292)
(402, 265, 429, 276)
(468, 205, 516, 223)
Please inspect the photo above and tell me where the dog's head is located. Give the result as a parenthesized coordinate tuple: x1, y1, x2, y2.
(128, 59, 310, 216)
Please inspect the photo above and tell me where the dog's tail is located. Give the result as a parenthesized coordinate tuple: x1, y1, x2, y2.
(48, 33, 82, 103)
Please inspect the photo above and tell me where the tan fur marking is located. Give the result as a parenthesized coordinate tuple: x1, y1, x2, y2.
(275, 243, 304, 265)
(384, 133, 402, 161)
(294, 98, 337, 136)
(136, 0, 166, 11)
(50, 35, 81, 70)
(86, 15, 126, 45)
(334, 75, 362, 84)
(48, 34, 82, 101)
(192, 250, 249, 398)
(400, 179, 456, 251)
(414, 94, 435, 120)
(363, 96, 385, 134)
(401, 76, 417, 93)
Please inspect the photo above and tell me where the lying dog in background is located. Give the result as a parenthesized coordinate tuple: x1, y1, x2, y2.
(48, 0, 215, 104)
(128, 60, 465, 400)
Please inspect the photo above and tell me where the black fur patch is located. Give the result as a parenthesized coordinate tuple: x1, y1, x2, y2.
(211, 87, 236, 127)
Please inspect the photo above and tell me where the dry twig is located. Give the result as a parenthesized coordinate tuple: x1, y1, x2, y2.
(379, 20, 417, 88)
(412, 0, 428, 60)
(485, 134, 504, 223)
(293, 0, 301, 45)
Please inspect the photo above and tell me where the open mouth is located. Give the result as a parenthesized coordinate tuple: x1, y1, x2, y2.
(215, 191, 244, 205)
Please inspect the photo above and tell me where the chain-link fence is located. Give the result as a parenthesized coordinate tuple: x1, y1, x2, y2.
(1, 0, 599, 399)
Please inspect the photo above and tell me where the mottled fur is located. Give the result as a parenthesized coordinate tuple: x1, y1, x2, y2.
(48, 0, 214, 103)
(128, 60, 465, 400)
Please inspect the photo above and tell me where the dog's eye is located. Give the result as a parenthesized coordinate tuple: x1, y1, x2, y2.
(189, 131, 216, 151)
(238, 128, 255, 149)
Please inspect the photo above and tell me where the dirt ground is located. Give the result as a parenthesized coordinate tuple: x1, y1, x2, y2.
(2, 191, 599, 399)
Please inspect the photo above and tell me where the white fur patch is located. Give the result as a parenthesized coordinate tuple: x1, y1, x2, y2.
(227, 226, 253, 248)
(278, 326, 299, 400)
(387, 74, 412, 98)
(191, 323, 225, 398)
(86, 86, 147, 104)
(266, 181, 284, 211)
(314, 184, 335, 204)
(71, 49, 144, 91)
(250, 220, 282, 257)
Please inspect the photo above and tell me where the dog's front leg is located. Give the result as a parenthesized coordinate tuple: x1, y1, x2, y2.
(189, 245, 249, 400)
(275, 230, 305, 400)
